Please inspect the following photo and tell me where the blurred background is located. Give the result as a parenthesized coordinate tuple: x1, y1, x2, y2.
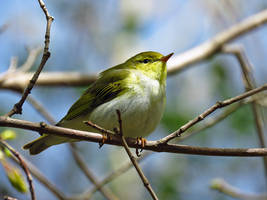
(0, 0, 267, 199)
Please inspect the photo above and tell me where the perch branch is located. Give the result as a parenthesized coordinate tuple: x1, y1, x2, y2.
(116, 110, 158, 200)
(159, 83, 267, 143)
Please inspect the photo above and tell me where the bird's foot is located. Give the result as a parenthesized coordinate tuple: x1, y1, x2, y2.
(99, 133, 112, 148)
(136, 137, 146, 157)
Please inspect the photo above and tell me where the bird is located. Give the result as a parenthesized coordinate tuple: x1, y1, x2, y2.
(23, 51, 173, 155)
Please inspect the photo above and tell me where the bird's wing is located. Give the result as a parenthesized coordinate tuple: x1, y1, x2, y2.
(58, 69, 131, 123)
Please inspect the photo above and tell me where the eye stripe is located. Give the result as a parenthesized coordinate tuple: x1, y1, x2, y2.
(142, 59, 151, 63)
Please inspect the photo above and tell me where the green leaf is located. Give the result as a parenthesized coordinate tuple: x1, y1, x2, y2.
(1, 160, 28, 193)
(1, 130, 16, 140)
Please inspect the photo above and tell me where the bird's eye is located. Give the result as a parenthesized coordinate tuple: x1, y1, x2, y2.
(142, 59, 151, 63)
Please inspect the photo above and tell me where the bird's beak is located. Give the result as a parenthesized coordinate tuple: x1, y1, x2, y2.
(160, 53, 174, 63)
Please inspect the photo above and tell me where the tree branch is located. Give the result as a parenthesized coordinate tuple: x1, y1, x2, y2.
(69, 143, 119, 200)
(1, 10, 267, 90)
(116, 110, 158, 200)
(167, 9, 267, 75)
(9, 153, 68, 200)
(0, 140, 36, 200)
(4, 0, 54, 117)
(78, 152, 152, 200)
(159, 83, 267, 143)
(211, 178, 267, 200)
(222, 44, 267, 187)
(1, 116, 267, 156)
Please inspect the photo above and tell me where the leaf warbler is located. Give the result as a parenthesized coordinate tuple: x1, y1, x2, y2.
(23, 51, 173, 155)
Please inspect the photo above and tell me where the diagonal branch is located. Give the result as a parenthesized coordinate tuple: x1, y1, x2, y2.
(222, 44, 267, 187)
(69, 143, 119, 200)
(211, 178, 267, 200)
(4, 0, 54, 117)
(116, 110, 158, 200)
(78, 151, 152, 200)
(0, 140, 36, 200)
(9, 153, 68, 200)
(167, 9, 267, 75)
(159, 83, 267, 144)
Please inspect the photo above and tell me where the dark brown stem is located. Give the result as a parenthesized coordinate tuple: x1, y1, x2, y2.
(4, 0, 54, 117)
(116, 110, 159, 200)
(0, 140, 36, 200)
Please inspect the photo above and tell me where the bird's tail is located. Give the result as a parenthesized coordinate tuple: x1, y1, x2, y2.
(23, 135, 52, 155)
(23, 135, 73, 155)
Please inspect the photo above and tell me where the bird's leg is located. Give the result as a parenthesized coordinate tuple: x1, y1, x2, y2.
(99, 132, 114, 148)
(136, 137, 147, 157)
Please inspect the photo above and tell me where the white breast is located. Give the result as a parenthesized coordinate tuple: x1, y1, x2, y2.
(88, 70, 166, 137)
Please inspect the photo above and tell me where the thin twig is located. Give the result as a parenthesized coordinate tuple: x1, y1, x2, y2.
(222, 44, 267, 187)
(69, 143, 119, 200)
(27, 95, 56, 125)
(159, 83, 267, 144)
(167, 9, 267, 75)
(3, 196, 18, 200)
(77, 151, 152, 200)
(4, 0, 54, 117)
(19, 46, 43, 72)
(9, 153, 68, 200)
(211, 178, 267, 200)
(0, 140, 35, 200)
(116, 110, 158, 200)
(0, 47, 41, 90)
(177, 103, 244, 142)
(84, 121, 114, 135)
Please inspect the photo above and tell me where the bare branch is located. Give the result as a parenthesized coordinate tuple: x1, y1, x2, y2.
(177, 103, 243, 142)
(0, 72, 97, 91)
(78, 151, 152, 200)
(167, 9, 267, 75)
(159, 84, 267, 143)
(69, 143, 119, 200)
(211, 178, 267, 200)
(0, 140, 36, 200)
(27, 95, 56, 125)
(222, 44, 267, 187)
(1, 10, 267, 91)
(5, 0, 54, 117)
(19, 47, 42, 72)
(3, 196, 18, 200)
(1, 116, 267, 157)
(9, 153, 68, 200)
(116, 110, 158, 200)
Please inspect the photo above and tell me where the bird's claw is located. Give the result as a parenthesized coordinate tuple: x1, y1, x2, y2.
(135, 137, 146, 157)
(99, 134, 108, 148)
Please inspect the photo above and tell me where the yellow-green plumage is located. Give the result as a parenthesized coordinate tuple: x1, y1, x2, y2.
(23, 51, 173, 155)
